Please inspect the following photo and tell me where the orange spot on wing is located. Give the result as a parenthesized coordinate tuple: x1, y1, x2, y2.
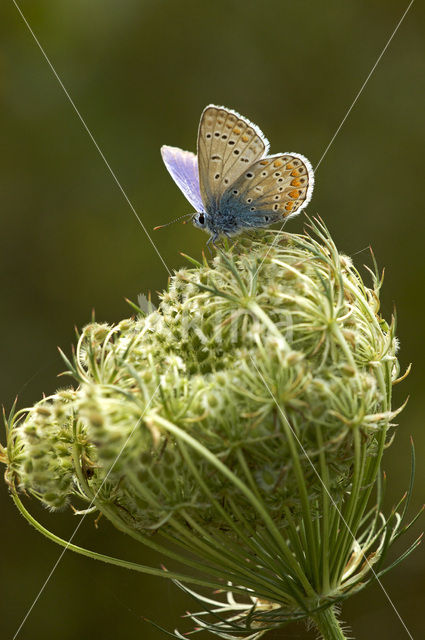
(291, 178, 301, 187)
(285, 201, 295, 211)
(241, 134, 249, 142)
(273, 159, 283, 168)
(289, 190, 300, 199)
(233, 127, 241, 135)
(291, 169, 300, 177)
(260, 160, 268, 165)
(286, 163, 294, 170)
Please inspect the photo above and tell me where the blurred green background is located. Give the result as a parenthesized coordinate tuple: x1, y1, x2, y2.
(1, 1, 424, 638)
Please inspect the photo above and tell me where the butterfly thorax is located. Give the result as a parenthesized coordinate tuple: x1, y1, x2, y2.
(205, 202, 244, 237)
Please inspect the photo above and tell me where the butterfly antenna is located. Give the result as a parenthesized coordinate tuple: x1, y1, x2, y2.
(154, 213, 193, 231)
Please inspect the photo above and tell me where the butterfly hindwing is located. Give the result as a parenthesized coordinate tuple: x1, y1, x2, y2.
(197, 105, 269, 209)
(219, 152, 314, 229)
(161, 145, 205, 213)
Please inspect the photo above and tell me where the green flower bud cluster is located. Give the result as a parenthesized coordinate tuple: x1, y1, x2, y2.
(3, 219, 415, 639)
(6, 390, 76, 510)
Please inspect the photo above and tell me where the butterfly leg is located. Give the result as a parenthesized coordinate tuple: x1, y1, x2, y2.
(205, 234, 215, 256)
(206, 232, 220, 254)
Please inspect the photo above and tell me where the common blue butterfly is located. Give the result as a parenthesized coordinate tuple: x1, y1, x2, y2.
(161, 105, 314, 244)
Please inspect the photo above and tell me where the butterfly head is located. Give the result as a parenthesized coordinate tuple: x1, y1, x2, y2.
(192, 212, 208, 231)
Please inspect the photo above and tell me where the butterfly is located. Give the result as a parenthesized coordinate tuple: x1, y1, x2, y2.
(161, 104, 314, 245)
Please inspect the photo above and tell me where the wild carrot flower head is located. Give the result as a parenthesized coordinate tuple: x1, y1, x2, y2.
(3, 219, 418, 639)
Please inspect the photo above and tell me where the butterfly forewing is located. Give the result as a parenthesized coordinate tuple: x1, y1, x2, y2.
(219, 153, 314, 226)
(161, 145, 205, 213)
(197, 105, 269, 209)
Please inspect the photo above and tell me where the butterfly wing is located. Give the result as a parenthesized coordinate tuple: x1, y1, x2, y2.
(161, 145, 205, 213)
(197, 105, 269, 210)
(219, 152, 314, 229)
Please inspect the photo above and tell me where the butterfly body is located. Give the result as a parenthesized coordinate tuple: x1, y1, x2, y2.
(197, 198, 256, 241)
(161, 105, 314, 243)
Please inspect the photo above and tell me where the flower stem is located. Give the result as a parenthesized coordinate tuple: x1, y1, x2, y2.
(313, 607, 348, 640)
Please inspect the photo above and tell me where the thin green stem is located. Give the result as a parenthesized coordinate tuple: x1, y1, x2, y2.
(246, 301, 289, 345)
(316, 425, 330, 593)
(331, 321, 356, 369)
(11, 492, 231, 592)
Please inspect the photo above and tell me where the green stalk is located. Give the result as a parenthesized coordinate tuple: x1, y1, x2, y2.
(246, 302, 320, 588)
(152, 413, 317, 598)
(330, 427, 364, 583)
(313, 607, 348, 640)
(173, 437, 308, 606)
(277, 410, 320, 590)
(316, 425, 330, 593)
(352, 364, 391, 520)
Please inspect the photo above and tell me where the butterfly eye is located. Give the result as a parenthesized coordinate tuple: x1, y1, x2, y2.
(198, 214, 205, 225)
